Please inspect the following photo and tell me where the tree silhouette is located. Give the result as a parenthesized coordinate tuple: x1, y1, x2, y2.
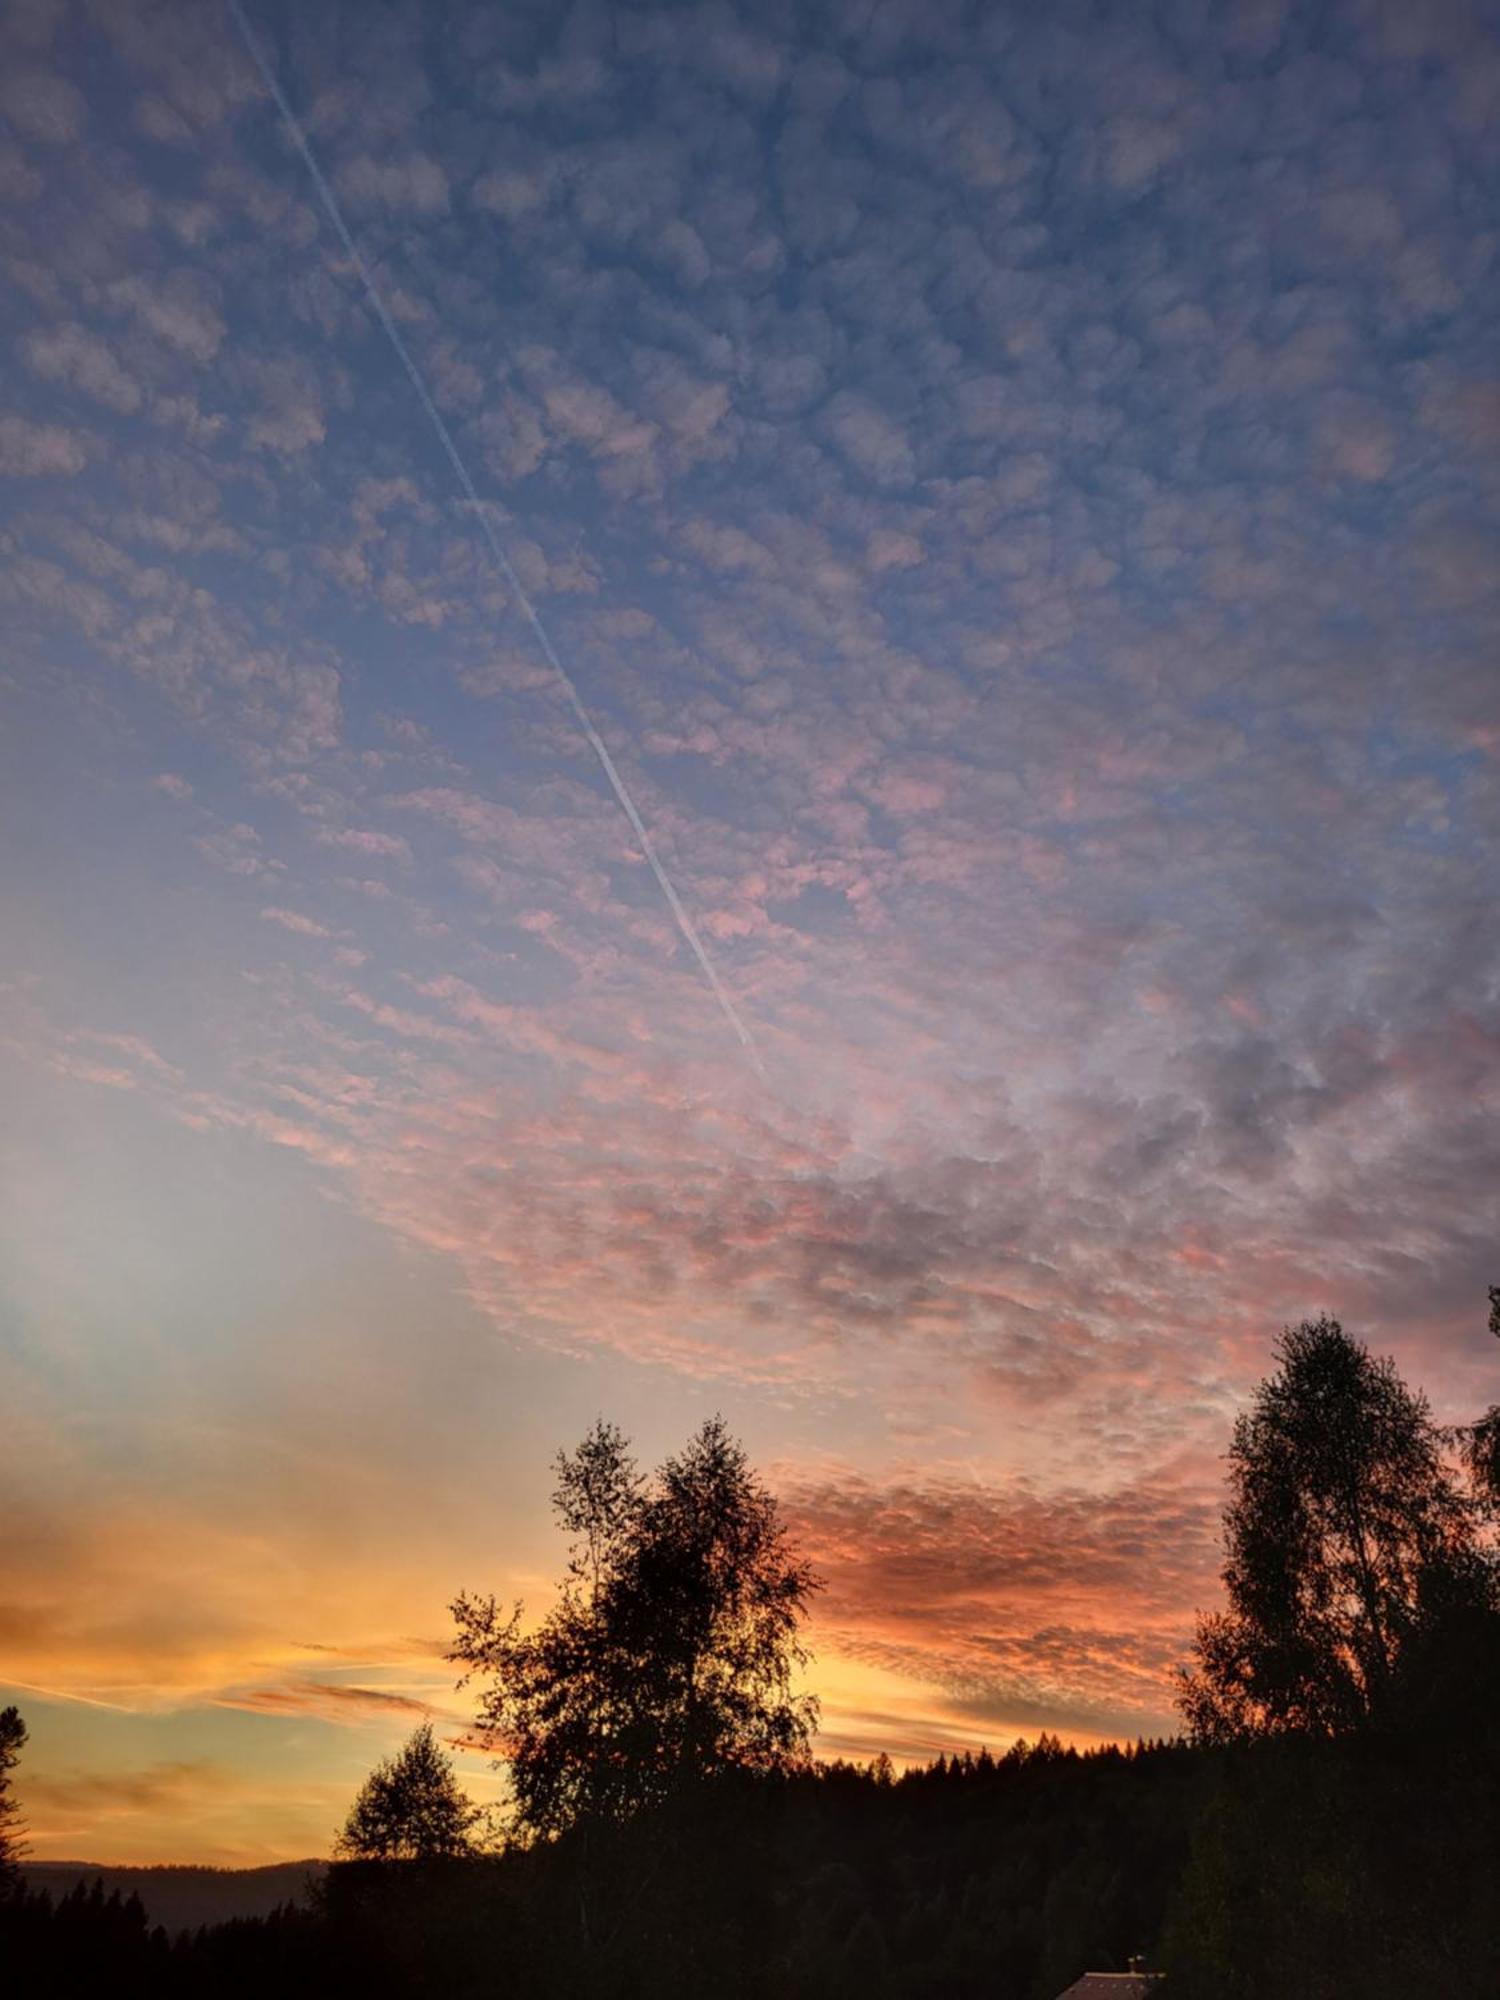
(1462, 1285, 1500, 1509)
(334, 1722, 482, 1861)
(552, 1416, 643, 1608)
(1177, 1315, 1491, 1741)
(451, 1416, 821, 1842)
(0, 1707, 26, 1888)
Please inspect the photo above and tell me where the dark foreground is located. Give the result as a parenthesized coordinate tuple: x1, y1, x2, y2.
(6, 1726, 1498, 1999)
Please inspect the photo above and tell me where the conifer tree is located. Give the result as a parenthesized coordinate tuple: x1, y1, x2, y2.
(0, 1707, 26, 1888)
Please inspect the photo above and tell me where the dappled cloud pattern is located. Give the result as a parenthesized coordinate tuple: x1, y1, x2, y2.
(2, 0, 1499, 1859)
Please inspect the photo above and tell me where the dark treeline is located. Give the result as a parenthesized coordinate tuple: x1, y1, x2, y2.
(0, 1738, 1201, 1997)
(4, 1304, 1499, 1998)
(5, 1731, 1496, 1997)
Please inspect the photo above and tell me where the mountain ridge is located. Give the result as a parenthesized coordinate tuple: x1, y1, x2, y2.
(20, 1859, 325, 1931)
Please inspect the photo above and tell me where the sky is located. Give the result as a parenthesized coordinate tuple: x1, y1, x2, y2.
(2, 0, 1498, 1865)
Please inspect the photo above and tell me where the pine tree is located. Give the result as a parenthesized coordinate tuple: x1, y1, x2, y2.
(0, 1708, 26, 1888)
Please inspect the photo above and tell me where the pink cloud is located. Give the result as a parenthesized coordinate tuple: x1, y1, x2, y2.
(0, 413, 88, 475)
(259, 906, 333, 938)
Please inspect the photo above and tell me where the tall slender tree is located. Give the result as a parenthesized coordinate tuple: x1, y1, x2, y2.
(1177, 1316, 1490, 1741)
(552, 1418, 643, 1606)
(1462, 1285, 1500, 1510)
(451, 1416, 820, 1843)
(0, 1707, 26, 1889)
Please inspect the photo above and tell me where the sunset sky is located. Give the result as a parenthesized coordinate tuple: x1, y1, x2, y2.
(3, 0, 1499, 1865)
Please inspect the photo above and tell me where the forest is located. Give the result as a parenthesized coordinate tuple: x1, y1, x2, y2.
(5, 1302, 1500, 1998)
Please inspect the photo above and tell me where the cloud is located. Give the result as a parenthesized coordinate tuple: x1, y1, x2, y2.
(241, 354, 326, 456)
(195, 822, 280, 880)
(0, 413, 88, 474)
(0, 66, 86, 143)
(335, 152, 450, 215)
(111, 271, 225, 364)
(314, 827, 412, 862)
(51, 1031, 184, 1089)
(214, 1680, 450, 1727)
(539, 376, 657, 461)
(822, 392, 916, 488)
(789, 1467, 1224, 1738)
(259, 907, 333, 938)
(24, 325, 142, 413)
(26, 1761, 234, 1819)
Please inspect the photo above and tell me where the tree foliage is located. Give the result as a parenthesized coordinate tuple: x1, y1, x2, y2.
(1177, 1314, 1494, 1741)
(450, 1417, 820, 1842)
(334, 1722, 482, 1862)
(1462, 1284, 1500, 1508)
(0, 1707, 26, 1888)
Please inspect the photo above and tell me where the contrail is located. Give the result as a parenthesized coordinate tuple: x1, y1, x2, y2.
(226, 0, 763, 1074)
(6, 1678, 136, 1713)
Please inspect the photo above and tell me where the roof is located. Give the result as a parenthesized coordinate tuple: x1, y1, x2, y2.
(1054, 1978, 1160, 2000)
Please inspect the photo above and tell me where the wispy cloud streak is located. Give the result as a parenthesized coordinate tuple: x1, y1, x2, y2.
(225, 0, 763, 1074)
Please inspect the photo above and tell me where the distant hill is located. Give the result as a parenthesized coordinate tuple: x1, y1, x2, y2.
(21, 1860, 324, 1932)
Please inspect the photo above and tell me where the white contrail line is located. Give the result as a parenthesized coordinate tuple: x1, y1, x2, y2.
(226, 0, 763, 1075)
(5, 1678, 137, 1713)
